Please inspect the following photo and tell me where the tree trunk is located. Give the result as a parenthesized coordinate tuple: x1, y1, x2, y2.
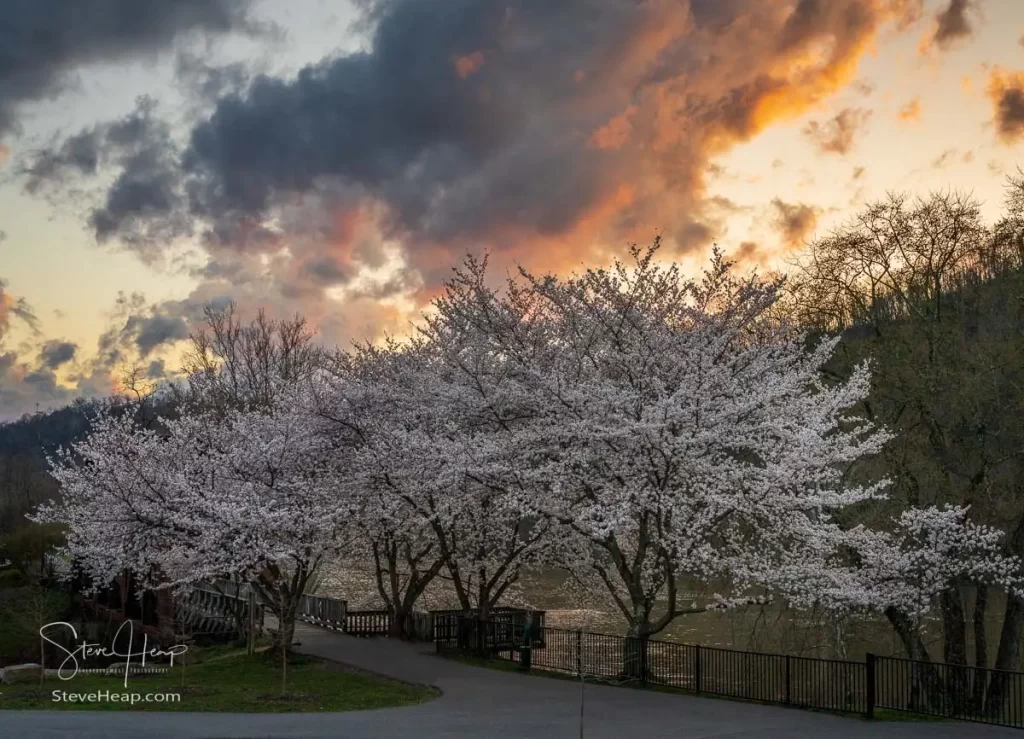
(118, 571, 130, 617)
(271, 598, 297, 665)
(155, 588, 176, 647)
(621, 621, 650, 681)
(886, 607, 943, 712)
(372, 537, 445, 640)
(971, 585, 988, 713)
(940, 588, 968, 715)
(984, 595, 1024, 717)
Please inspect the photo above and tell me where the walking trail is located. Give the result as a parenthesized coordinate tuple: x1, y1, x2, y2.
(4, 620, 1016, 738)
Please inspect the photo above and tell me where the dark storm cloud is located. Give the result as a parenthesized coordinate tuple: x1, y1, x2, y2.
(22, 0, 911, 317)
(38, 340, 77, 368)
(0, 0, 264, 141)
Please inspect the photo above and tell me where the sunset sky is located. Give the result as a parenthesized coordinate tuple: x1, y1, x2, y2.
(2, 0, 1024, 419)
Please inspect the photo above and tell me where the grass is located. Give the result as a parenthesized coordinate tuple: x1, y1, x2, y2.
(0, 646, 438, 712)
(441, 652, 948, 723)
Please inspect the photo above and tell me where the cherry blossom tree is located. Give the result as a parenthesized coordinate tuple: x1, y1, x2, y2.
(39, 384, 349, 658)
(425, 244, 897, 653)
(318, 334, 560, 633)
(38, 307, 350, 662)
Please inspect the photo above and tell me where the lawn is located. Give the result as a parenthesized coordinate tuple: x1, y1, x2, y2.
(0, 646, 438, 712)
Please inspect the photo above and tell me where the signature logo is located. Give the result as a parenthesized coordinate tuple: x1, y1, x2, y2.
(40, 621, 188, 688)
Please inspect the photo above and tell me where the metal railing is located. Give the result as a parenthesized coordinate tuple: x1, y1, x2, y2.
(874, 654, 1024, 729)
(433, 608, 546, 649)
(438, 619, 1024, 730)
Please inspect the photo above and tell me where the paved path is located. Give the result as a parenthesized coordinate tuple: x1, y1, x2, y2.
(3, 621, 1016, 738)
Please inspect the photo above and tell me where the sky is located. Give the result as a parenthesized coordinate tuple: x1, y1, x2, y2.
(1, 0, 1024, 420)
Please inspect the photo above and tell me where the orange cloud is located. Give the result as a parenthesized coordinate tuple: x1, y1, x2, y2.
(770, 198, 821, 249)
(543, 0, 911, 266)
(985, 67, 1024, 144)
(453, 50, 485, 79)
(589, 106, 638, 150)
(734, 240, 764, 265)
(55, 0, 929, 357)
(898, 97, 922, 123)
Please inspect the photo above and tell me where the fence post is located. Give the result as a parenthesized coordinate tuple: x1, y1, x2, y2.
(576, 630, 583, 678)
(865, 653, 876, 720)
(785, 655, 791, 705)
(694, 645, 702, 693)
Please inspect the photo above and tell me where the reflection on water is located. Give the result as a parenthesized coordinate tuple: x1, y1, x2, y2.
(519, 569, 999, 664)
(322, 564, 1014, 665)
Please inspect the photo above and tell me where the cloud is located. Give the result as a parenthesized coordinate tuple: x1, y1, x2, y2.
(125, 314, 189, 356)
(173, 52, 253, 105)
(852, 165, 866, 180)
(452, 50, 486, 79)
(145, 359, 167, 380)
(919, 0, 977, 54)
(18, 0, 918, 351)
(802, 108, 872, 154)
(931, 148, 975, 167)
(733, 240, 765, 265)
(0, 282, 79, 419)
(0, 0, 266, 143)
(0, 278, 40, 340)
(0, 281, 202, 419)
(21, 97, 194, 265)
(985, 67, 1024, 144)
(898, 97, 922, 123)
(38, 340, 77, 368)
(770, 198, 821, 248)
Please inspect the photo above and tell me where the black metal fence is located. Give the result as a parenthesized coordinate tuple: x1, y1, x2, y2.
(437, 619, 1024, 731)
(433, 608, 546, 649)
(874, 654, 1024, 728)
